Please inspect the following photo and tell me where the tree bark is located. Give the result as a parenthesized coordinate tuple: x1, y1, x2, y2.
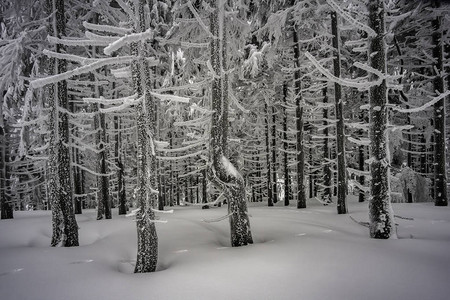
(264, 101, 273, 206)
(209, 0, 252, 246)
(132, 0, 158, 273)
(0, 105, 13, 219)
(322, 85, 332, 203)
(331, 11, 347, 214)
(272, 104, 278, 203)
(293, 25, 306, 209)
(283, 83, 290, 206)
(432, 0, 448, 207)
(368, 0, 396, 239)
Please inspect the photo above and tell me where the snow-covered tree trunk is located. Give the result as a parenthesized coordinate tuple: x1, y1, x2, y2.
(322, 86, 332, 203)
(432, 0, 447, 207)
(209, 0, 252, 246)
(264, 100, 273, 206)
(368, 0, 395, 239)
(114, 115, 127, 215)
(331, 11, 347, 214)
(283, 82, 290, 206)
(132, 0, 158, 273)
(293, 25, 306, 209)
(0, 103, 13, 219)
(272, 104, 278, 203)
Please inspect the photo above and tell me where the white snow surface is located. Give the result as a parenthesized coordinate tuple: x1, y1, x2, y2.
(1, 197, 449, 300)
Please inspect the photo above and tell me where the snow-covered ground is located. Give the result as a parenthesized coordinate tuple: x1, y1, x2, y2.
(1, 197, 449, 300)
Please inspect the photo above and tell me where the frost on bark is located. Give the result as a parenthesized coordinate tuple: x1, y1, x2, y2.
(132, 0, 158, 273)
(367, 0, 395, 239)
(432, 0, 447, 207)
(293, 25, 306, 209)
(322, 86, 332, 203)
(0, 103, 13, 220)
(331, 11, 347, 214)
(209, 0, 252, 247)
(283, 83, 290, 206)
(45, 0, 78, 246)
(264, 100, 273, 206)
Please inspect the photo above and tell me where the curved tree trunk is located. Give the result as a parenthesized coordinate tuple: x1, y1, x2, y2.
(209, 0, 252, 247)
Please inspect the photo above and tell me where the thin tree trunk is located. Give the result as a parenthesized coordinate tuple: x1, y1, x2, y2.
(368, 0, 396, 239)
(283, 83, 290, 206)
(293, 25, 306, 209)
(272, 104, 278, 203)
(432, 0, 448, 206)
(331, 11, 347, 214)
(323, 86, 332, 203)
(264, 101, 273, 206)
(0, 107, 13, 219)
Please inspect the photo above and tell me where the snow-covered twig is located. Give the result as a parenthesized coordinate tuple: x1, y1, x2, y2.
(104, 29, 153, 55)
(31, 56, 134, 88)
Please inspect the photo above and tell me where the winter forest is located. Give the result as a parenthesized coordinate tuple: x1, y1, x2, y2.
(1, 0, 450, 299)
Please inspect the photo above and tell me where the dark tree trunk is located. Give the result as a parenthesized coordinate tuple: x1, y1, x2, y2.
(322, 86, 332, 203)
(209, 0, 252, 246)
(432, 0, 448, 207)
(0, 110, 13, 219)
(368, 0, 395, 239)
(272, 104, 278, 203)
(331, 11, 347, 214)
(293, 25, 306, 209)
(132, 0, 158, 273)
(264, 101, 273, 206)
(283, 83, 290, 206)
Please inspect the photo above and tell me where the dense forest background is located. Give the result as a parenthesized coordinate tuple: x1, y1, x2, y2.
(0, 0, 449, 273)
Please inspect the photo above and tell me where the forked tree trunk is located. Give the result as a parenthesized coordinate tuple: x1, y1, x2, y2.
(368, 0, 396, 239)
(209, 0, 252, 246)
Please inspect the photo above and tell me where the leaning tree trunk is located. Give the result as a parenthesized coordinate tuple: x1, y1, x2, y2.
(368, 0, 396, 239)
(331, 11, 347, 214)
(293, 24, 306, 209)
(131, 0, 158, 273)
(209, 0, 252, 246)
(432, 0, 448, 207)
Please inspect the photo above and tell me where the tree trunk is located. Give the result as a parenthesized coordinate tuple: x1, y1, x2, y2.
(264, 101, 273, 206)
(293, 25, 306, 209)
(368, 0, 396, 239)
(322, 85, 332, 203)
(0, 105, 13, 219)
(132, 0, 158, 273)
(331, 11, 347, 214)
(432, 0, 448, 207)
(272, 104, 278, 203)
(283, 83, 290, 206)
(209, 0, 252, 246)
